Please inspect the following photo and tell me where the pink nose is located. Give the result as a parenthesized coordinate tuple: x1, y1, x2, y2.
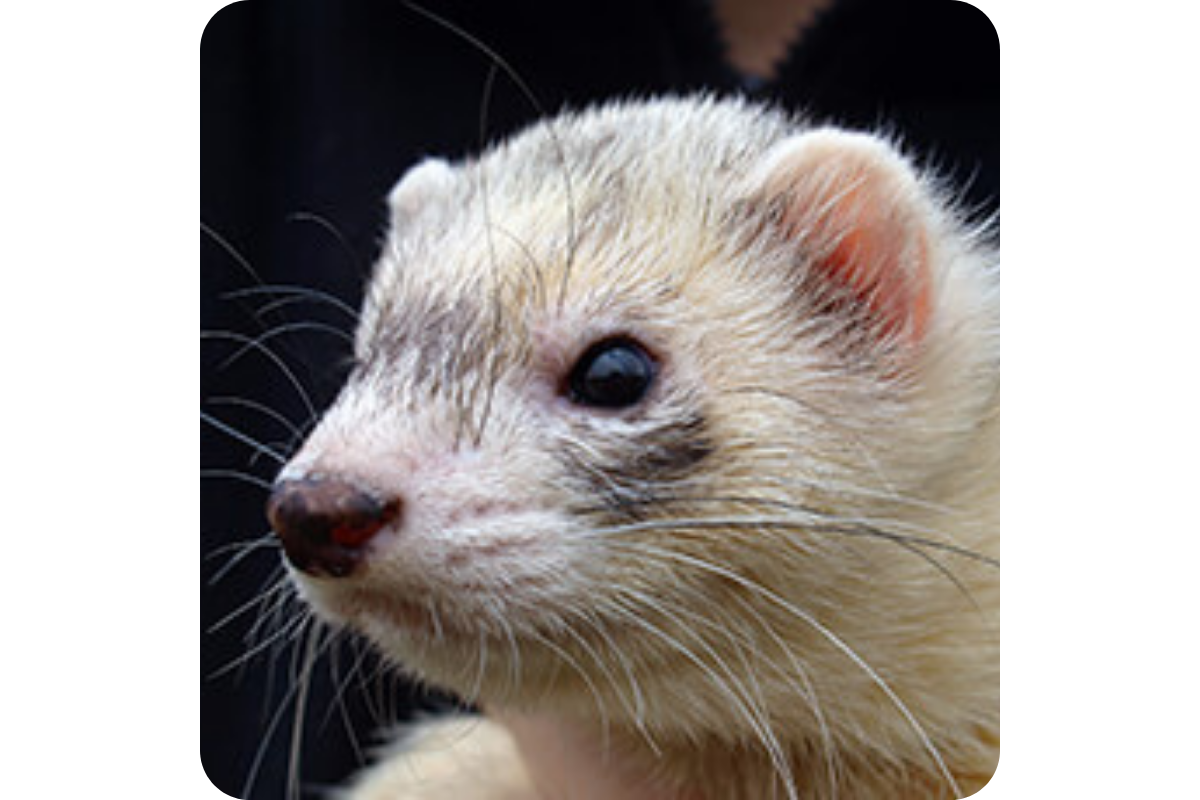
(266, 477, 401, 577)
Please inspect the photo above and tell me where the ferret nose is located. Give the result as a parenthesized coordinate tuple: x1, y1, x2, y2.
(266, 477, 401, 578)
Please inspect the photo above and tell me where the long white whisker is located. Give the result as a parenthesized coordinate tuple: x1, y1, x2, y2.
(223, 283, 361, 322)
(207, 571, 291, 636)
(205, 395, 305, 440)
(399, 1, 579, 309)
(314, 637, 363, 767)
(603, 592, 795, 800)
(200, 469, 276, 496)
(559, 617, 645, 759)
(239, 613, 312, 799)
(526, 627, 612, 756)
(202, 220, 264, 285)
(353, 640, 392, 732)
(731, 593, 840, 800)
(218, 321, 354, 373)
(585, 510, 997, 569)
(466, 626, 490, 706)
(251, 574, 302, 654)
(201, 330, 318, 421)
(587, 503, 991, 615)
(572, 609, 659, 756)
(204, 533, 275, 564)
(615, 541, 961, 796)
(201, 411, 289, 467)
(718, 384, 911, 502)
(318, 635, 371, 764)
(286, 620, 326, 800)
(209, 608, 307, 682)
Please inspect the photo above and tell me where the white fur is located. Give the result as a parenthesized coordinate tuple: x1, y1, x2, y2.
(281, 97, 998, 799)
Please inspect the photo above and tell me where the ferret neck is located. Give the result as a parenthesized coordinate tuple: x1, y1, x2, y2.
(497, 712, 701, 800)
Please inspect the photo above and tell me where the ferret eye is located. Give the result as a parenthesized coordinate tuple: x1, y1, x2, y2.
(566, 338, 657, 409)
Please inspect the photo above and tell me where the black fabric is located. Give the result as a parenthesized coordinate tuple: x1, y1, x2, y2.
(770, 0, 999, 212)
(201, 1, 997, 796)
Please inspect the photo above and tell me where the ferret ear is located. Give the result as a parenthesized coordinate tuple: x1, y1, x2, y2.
(747, 129, 934, 345)
(387, 157, 457, 219)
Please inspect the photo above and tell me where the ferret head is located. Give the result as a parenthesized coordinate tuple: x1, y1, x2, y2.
(269, 98, 998, 789)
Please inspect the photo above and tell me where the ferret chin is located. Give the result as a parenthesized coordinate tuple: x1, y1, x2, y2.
(267, 96, 999, 800)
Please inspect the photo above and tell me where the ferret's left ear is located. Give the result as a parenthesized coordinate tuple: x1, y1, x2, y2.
(747, 129, 934, 345)
(387, 157, 457, 220)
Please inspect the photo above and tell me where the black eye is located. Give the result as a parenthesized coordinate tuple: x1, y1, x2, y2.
(566, 338, 657, 409)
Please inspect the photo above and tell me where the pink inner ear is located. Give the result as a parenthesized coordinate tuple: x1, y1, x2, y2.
(766, 134, 934, 346)
(817, 214, 932, 344)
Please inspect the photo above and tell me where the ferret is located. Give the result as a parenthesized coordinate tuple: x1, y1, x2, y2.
(266, 96, 999, 800)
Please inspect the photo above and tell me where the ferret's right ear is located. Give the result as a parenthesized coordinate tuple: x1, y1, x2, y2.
(387, 157, 457, 219)
(745, 129, 934, 345)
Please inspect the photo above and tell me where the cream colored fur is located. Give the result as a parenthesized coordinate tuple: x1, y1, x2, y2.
(282, 97, 999, 800)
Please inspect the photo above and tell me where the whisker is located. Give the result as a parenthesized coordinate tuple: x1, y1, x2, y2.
(602, 494, 989, 613)
(583, 506, 998, 569)
(240, 613, 313, 799)
(249, 570, 301, 653)
(745, 462, 957, 519)
(209, 609, 308, 683)
(208, 580, 291, 642)
(285, 210, 372, 284)
(204, 534, 273, 563)
(200, 411, 288, 466)
(253, 293, 346, 321)
(559, 618, 635, 757)
(400, 0, 579, 310)
(718, 385, 939, 507)
(497, 616, 523, 704)
(467, 626, 490, 706)
(222, 283, 361, 322)
(217, 320, 354, 373)
(526, 627, 612, 756)
(612, 541, 961, 796)
(730, 593, 840, 800)
(201, 330, 318, 421)
(571, 609, 659, 755)
(202, 220, 264, 285)
(200, 467, 276, 492)
(492, 224, 550, 309)
(287, 620, 326, 800)
(318, 636, 371, 764)
(205, 535, 279, 589)
(471, 60, 503, 450)
(352, 639, 392, 732)
(205, 395, 304, 439)
(601, 591, 796, 799)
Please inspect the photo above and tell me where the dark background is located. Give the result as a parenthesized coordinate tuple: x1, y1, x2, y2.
(200, 0, 997, 796)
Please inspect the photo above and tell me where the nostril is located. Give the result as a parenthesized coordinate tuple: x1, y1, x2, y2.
(330, 495, 402, 547)
(266, 477, 401, 576)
